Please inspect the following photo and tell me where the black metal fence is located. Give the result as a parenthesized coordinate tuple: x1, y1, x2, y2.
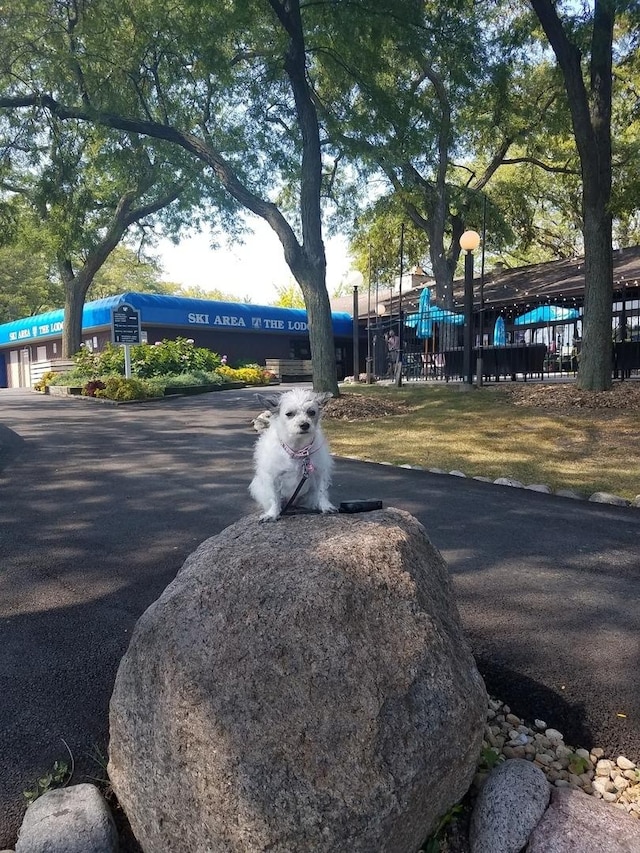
(363, 297, 640, 383)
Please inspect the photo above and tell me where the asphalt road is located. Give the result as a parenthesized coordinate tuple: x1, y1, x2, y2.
(1, 386, 639, 848)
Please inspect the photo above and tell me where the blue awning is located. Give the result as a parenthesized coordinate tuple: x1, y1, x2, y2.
(0, 292, 354, 346)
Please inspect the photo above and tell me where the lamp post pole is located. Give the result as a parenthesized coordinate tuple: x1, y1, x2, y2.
(460, 230, 481, 386)
(478, 197, 487, 386)
(395, 223, 405, 387)
(352, 284, 359, 382)
(366, 245, 373, 383)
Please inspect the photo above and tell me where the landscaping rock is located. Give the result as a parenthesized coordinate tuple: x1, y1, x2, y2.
(15, 784, 118, 853)
(494, 477, 524, 488)
(588, 492, 629, 506)
(469, 759, 550, 853)
(109, 508, 487, 853)
(526, 786, 640, 852)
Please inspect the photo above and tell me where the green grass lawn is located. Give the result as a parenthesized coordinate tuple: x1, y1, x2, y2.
(323, 384, 640, 501)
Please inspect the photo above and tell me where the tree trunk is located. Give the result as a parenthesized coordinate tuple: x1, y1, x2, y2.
(579, 196, 613, 388)
(61, 268, 91, 358)
(298, 267, 339, 394)
(530, 0, 614, 391)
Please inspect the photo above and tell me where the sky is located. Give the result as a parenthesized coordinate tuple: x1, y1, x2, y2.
(156, 217, 356, 305)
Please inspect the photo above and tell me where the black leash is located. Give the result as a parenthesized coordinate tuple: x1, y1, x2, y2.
(281, 470, 310, 515)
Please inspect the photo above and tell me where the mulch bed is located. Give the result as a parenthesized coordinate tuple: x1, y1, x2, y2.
(325, 382, 640, 421)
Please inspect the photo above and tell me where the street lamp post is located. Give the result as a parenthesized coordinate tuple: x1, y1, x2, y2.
(460, 229, 481, 386)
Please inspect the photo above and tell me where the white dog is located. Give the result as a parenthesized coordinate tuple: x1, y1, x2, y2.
(249, 388, 336, 521)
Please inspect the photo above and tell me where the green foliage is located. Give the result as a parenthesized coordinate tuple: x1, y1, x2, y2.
(161, 371, 222, 388)
(478, 745, 503, 772)
(71, 338, 222, 380)
(567, 753, 590, 776)
(0, 201, 63, 323)
(272, 282, 305, 308)
(23, 742, 74, 805)
(94, 375, 156, 401)
(88, 245, 172, 299)
(131, 338, 222, 378)
(47, 367, 94, 386)
(420, 803, 464, 853)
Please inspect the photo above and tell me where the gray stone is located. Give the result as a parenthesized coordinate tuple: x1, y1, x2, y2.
(588, 492, 629, 506)
(470, 759, 550, 853)
(449, 470, 467, 477)
(525, 484, 552, 493)
(109, 508, 487, 853)
(494, 477, 525, 488)
(15, 784, 118, 853)
(631, 495, 640, 508)
(526, 786, 640, 852)
(555, 489, 584, 499)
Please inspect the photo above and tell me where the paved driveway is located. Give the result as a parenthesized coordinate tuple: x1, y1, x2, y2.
(1, 387, 639, 847)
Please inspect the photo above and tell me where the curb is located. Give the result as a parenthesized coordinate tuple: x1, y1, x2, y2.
(335, 455, 640, 509)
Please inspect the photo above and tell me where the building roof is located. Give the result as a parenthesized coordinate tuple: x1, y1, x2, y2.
(337, 245, 640, 318)
(0, 292, 354, 348)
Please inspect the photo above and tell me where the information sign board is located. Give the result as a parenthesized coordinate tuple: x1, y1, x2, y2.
(111, 303, 141, 345)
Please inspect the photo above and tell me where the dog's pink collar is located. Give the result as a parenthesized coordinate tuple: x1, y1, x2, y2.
(281, 438, 321, 473)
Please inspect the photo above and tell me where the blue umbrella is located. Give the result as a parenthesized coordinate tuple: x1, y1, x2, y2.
(514, 305, 579, 325)
(493, 316, 506, 346)
(405, 289, 463, 339)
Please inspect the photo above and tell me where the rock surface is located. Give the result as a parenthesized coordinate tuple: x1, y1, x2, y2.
(526, 786, 640, 852)
(108, 508, 487, 853)
(470, 759, 550, 853)
(15, 784, 118, 853)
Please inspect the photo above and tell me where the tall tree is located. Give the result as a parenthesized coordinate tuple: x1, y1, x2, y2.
(529, 0, 621, 390)
(88, 246, 173, 299)
(0, 0, 343, 393)
(0, 203, 62, 322)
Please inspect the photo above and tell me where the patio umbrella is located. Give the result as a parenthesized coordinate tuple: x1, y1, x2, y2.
(493, 316, 506, 346)
(514, 305, 579, 325)
(405, 291, 463, 339)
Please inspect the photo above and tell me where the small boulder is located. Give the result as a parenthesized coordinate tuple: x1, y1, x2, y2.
(15, 784, 118, 853)
(109, 508, 487, 853)
(526, 786, 640, 852)
(470, 759, 550, 853)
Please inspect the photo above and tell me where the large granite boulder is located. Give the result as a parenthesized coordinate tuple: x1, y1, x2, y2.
(108, 508, 487, 853)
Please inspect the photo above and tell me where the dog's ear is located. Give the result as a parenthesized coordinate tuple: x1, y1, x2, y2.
(315, 391, 333, 409)
(255, 392, 281, 412)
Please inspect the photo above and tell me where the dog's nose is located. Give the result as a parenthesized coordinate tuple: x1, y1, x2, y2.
(300, 421, 310, 431)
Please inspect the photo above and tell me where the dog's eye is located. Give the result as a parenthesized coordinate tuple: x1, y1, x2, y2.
(285, 411, 295, 418)
(307, 409, 316, 418)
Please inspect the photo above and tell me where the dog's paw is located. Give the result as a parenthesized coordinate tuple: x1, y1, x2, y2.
(258, 511, 280, 523)
(319, 502, 338, 514)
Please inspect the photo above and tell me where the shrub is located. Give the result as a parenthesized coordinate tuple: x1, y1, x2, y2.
(71, 339, 222, 380)
(95, 375, 156, 401)
(33, 371, 59, 392)
(161, 370, 221, 388)
(82, 379, 107, 397)
(217, 364, 271, 385)
(48, 368, 92, 386)
(131, 338, 221, 378)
